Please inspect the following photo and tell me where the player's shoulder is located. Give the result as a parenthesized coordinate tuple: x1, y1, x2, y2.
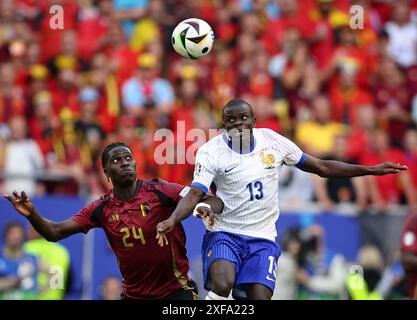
(197, 133, 224, 153)
(142, 177, 170, 189)
(83, 191, 113, 216)
(403, 213, 417, 232)
(255, 128, 288, 143)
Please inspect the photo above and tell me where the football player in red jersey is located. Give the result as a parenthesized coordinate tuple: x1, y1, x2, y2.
(400, 212, 417, 299)
(4, 142, 224, 300)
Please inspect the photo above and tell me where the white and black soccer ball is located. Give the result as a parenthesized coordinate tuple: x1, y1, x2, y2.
(171, 18, 214, 59)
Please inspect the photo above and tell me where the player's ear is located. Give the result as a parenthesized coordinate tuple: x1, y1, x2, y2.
(103, 168, 110, 180)
(253, 116, 256, 126)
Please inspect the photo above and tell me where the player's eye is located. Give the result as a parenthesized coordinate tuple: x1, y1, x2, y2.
(126, 156, 132, 161)
(112, 158, 118, 163)
(242, 115, 247, 120)
(228, 118, 234, 123)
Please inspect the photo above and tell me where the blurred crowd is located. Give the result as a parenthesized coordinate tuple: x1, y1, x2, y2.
(273, 223, 409, 300)
(0, 0, 416, 213)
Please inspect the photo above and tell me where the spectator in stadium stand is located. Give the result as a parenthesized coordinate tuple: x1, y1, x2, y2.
(360, 129, 417, 212)
(249, 95, 282, 134)
(99, 22, 139, 85)
(129, 0, 174, 54)
(209, 46, 237, 117)
(401, 210, 417, 299)
(167, 71, 212, 186)
(112, 0, 148, 39)
(272, 228, 301, 300)
(0, 222, 39, 300)
(26, 64, 50, 118)
(76, 0, 112, 61)
(87, 52, 121, 134)
(99, 276, 122, 300)
(346, 104, 378, 162)
(295, 95, 345, 158)
(295, 224, 349, 300)
(328, 61, 374, 125)
(306, 0, 350, 69)
(4, 142, 224, 300)
(373, 56, 412, 145)
(24, 225, 70, 300)
(0, 116, 44, 197)
(122, 53, 175, 125)
(29, 90, 58, 158)
(247, 49, 275, 98)
(0, 63, 26, 125)
(384, 1, 417, 69)
(320, 24, 369, 89)
(345, 245, 384, 300)
(313, 134, 367, 212)
(74, 87, 106, 164)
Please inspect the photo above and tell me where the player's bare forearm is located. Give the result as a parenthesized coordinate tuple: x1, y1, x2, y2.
(4, 191, 82, 242)
(299, 155, 408, 178)
(402, 252, 417, 272)
(26, 211, 68, 242)
(170, 187, 205, 224)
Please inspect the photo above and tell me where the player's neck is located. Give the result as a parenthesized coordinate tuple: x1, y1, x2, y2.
(113, 180, 140, 202)
(227, 133, 255, 154)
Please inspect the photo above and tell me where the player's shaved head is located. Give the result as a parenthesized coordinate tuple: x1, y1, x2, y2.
(102, 142, 132, 169)
(222, 99, 254, 118)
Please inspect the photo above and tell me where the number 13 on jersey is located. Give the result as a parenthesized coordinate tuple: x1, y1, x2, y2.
(246, 181, 263, 201)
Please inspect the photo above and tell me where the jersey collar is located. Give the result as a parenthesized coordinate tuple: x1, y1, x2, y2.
(222, 132, 256, 154)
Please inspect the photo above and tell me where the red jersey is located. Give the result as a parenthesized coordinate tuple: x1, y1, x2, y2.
(400, 213, 417, 299)
(71, 178, 192, 299)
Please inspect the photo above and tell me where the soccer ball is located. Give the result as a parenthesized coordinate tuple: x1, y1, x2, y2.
(171, 18, 214, 59)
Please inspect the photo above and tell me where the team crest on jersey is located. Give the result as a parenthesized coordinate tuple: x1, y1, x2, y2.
(139, 203, 150, 217)
(110, 213, 120, 221)
(260, 151, 276, 169)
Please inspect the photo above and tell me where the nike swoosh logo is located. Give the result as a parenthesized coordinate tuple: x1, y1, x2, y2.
(266, 275, 276, 282)
(224, 166, 237, 173)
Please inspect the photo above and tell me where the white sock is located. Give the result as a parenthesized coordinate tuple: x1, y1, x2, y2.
(205, 290, 233, 300)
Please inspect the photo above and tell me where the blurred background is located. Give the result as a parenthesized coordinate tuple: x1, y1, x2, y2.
(0, 0, 416, 300)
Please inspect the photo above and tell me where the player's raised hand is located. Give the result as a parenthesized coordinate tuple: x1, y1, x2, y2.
(156, 218, 175, 247)
(371, 162, 408, 175)
(194, 206, 215, 227)
(4, 191, 36, 217)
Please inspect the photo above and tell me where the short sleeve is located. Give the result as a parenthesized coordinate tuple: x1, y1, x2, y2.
(191, 147, 216, 194)
(153, 178, 188, 203)
(70, 200, 100, 234)
(275, 132, 305, 167)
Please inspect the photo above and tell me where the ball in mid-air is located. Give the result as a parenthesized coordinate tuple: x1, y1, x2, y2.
(171, 18, 214, 59)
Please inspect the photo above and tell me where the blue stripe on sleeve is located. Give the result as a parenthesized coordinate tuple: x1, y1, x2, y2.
(191, 182, 209, 194)
(295, 153, 307, 168)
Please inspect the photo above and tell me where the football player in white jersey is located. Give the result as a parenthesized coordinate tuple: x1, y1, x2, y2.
(156, 99, 408, 300)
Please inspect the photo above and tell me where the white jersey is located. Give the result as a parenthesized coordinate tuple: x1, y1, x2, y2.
(192, 128, 305, 241)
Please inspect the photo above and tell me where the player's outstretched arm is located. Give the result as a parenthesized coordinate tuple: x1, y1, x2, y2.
(298, 155, 408, 178)
(4, 191, 82, 242)
(156, 187, 206, 246)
